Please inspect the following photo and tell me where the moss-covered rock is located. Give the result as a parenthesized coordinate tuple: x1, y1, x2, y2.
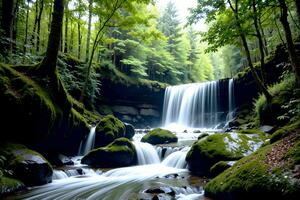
(204, 133, 300, 200)
(0, 176, 25, 196)
(141, 128, 178, 145)
(186, 132, 267, 175)
(81, 138, 136, 167)
(0, 63, 99, 155)
(124, 122, 135, 139)
(94, 115, 126, 147)
(0, 143, 53, 186)
(209, 161, 233, 178)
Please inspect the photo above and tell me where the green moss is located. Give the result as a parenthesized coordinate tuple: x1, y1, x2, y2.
(238, 129, 264, 135)
(186, 132, 267, 175)
(0, 63, 62, 124)
(270, 121, 300, 143)
(210, 161, 232, 178)
(285, 140, 300, 167)
(254, 75, 297, 125)
(95, 115, 126, 147)
(81, 138, 136, 167)
(99, 64, 167, 90)
(141, 128, 178, 145)
(0, 176, 25, 195)
(205, 140, 300, 200)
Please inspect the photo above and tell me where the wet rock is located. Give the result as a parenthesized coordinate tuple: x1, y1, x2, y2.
(198, 133, 209, 140)
(94, 115, 126, 147)
(186, 132, 267, 175)
(81, 138, 136, 167)
(0, 143, 53, 186)
(141, 128, 178, 145)
(47, 153, 74, 166)
(144, 186, 176, 197)
(259, 125, 275, 134)
(193, 130, 201, 133)
(124, 122, 135, 139)
(209, 161, 232, 177)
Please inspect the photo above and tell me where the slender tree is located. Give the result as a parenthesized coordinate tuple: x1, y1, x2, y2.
(40, 0, 64, 74)
(278, 0, 300, 86)
(296, 0, 300, 25)
(1, 0, 16, 56)
(64, 1, 69, 53)
(85, 0, 93, 62)
(36, 0, 44, 53)
(30, 0, 39, 51)
(252, 0, 266, 81)
(23, 0, 30, 55)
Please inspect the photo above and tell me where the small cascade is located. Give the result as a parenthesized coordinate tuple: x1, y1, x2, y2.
(52, 168, 97, 180)
(162, 147, 189, 169)
(79, 126, 96, 156)
(133, 141, 160, 165)
(226, 78, 235, 122)
(162, 81, 219, 128)
(52, 170, 68, 180)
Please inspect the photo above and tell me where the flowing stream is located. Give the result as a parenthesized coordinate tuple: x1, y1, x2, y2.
(12, 79, 235, 200)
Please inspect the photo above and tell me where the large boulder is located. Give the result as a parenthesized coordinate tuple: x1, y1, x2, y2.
(81, 138, 136, 167)
(186, 131, 267, 175)
(205, 132, 300, 200)
(124, 122, 135, 139)
(141, 128, 178, 145)
(94, 115, 126, 147)
(0, 143, 53, 186)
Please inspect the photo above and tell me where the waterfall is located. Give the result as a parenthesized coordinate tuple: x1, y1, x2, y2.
(162, 79, 235, 129)
(226, 78, 235, 122)
(162, 81, 218, 128)
(79, 126, 96, 156)
(133, 141, 160, 165)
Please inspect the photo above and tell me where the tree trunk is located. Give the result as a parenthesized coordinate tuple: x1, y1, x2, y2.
(12, 0, 19, 53)
(40, 0, 64, 75)
(23, 0, 30, 55)
(70, 22, 74, 53)
(278, 0, 300, 87)
(77, 14, 81, 59)
(64, 1, 68, 53)
(296, 0, 300, 26)
(258, 17, 269, 56)
(30, 0, 39, 51)
(36, 0, 44, 53)
(252, 0, 266, 82)
(85, 0, 93, 62)
(1, 0, 16, 56)
(48, 2, 53, 32)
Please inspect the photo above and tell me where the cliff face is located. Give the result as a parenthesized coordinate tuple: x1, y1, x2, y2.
(97, 76, 166, 128)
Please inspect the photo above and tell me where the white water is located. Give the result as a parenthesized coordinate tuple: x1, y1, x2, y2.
(20, 164, 200, 200)
(226, 78, 235, 122)
(162, 81, 218, 128)
(162, 79, 235, 129)
(133, 141, 160, 165)
(79, 126, 96, 156)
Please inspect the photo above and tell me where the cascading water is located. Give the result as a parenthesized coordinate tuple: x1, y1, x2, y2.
(78, 126, 96, 156)
(162, 79, 235, 129)
(162, 81, 218, 128)
(226, 78, 235, 122)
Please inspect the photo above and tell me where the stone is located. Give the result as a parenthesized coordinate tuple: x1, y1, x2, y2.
(124, 122, 135, 139)
(94, 115, 126, 147)
(186, 132, 267, 175)
(141, 128, 178, 145)
(259, 125, 275, 134)
(112, 106, 139, 115)
(140, 109, 160, 117)
(0, 143, 53, 186)
(81, 138, 136, 168)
